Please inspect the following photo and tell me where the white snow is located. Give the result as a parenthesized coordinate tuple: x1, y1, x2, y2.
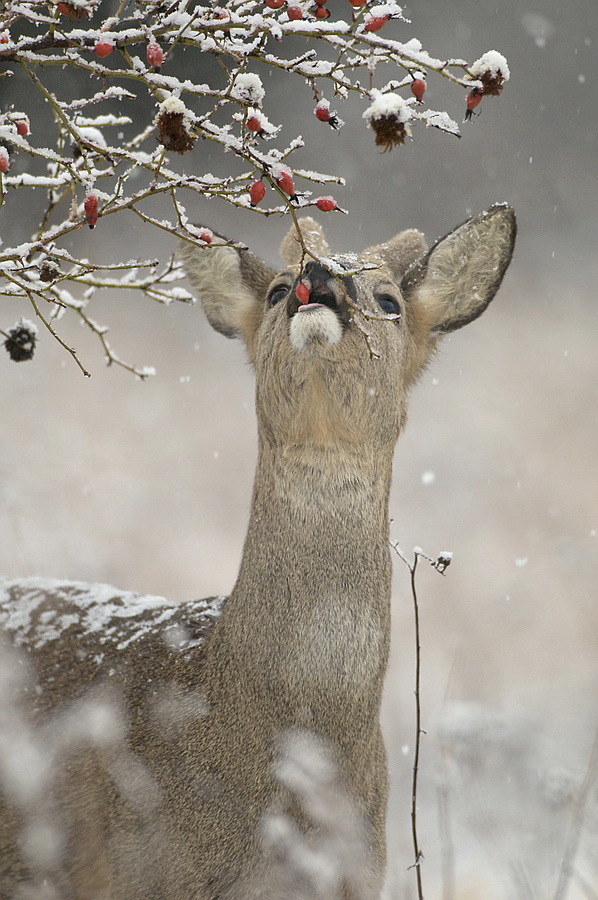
(59, 87, 136, 110)
(5, 173, 71, 188)
(521, 13, 554, 48)
(75, 115, 132, 127)
(243, 107, 278, 137)
(416, 109, 460, 137)
(470, 50, 510, 81)
(75, 126, 107, 150)
(0, 577, 224, 656)
(363, 90, 412, 124)
(368, 3, 404, 19)
(14, 317, 38, 336)
(296, 60, 334, 77)
(156, 95, 194, 119)
(230, 73, 265, 106)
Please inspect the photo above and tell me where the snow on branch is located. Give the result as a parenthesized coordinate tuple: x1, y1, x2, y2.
(0, 0, 508, 375)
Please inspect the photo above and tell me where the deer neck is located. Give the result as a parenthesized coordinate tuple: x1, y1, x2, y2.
(211, 439, 393, 739)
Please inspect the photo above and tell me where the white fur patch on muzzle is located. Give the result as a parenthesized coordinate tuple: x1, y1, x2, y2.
(289, 306, 343, 352)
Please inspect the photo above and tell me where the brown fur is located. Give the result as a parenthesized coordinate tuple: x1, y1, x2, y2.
(0, 206, 516, 899)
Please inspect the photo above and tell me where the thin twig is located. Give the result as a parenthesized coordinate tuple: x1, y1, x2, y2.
(27, 291, 91, 377)
(390, 542, 453, 900)
(409, 549, 425, 898)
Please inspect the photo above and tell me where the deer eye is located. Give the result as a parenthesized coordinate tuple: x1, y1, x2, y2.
(377, 294, 400, 316)
(268, 285, 289, 307)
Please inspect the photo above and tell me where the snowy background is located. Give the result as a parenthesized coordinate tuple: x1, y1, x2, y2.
(1, 0, 597, 897)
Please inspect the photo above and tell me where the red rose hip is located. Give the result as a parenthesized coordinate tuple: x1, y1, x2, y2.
(364, 15, 387, 32)
(296, 283, 310, 304)
(411, 77, 426, 103)
(249, 181, 266, 206)
(276, 172, 296, 198)
(94, 41, 113, 58)
(146, 42, 163, 67)
(316, 196, 337, 212)
(84, 193, 99, 228)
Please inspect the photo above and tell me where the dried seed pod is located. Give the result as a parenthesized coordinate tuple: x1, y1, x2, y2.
(4, 318, 38, 362)
(363, 92, 412, 151)
(470, 51, 510, 97)
(155, 98, 197, 154)
(39, 258, 61, 282)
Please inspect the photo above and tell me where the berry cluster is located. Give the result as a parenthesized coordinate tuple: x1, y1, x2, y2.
(0, 0, 508, 374)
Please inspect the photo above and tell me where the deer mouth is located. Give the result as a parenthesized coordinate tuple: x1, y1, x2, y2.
(296, 290, 340, 314)
(286, 263, 354, 354)
(287, 262, 353, 323)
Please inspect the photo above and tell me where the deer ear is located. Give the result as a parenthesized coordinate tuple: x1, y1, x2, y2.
(363, 229, 428, 282)
(401, 204, 516, 334)
(179, 238, 276, 344)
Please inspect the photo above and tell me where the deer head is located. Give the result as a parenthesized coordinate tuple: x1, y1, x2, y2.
(180, 205, 516, 455)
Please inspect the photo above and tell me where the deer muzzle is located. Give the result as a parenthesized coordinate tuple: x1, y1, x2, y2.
(287, 261, 352, 326)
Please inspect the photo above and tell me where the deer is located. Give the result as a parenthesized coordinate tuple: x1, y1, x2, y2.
(0, 204, 516, 899)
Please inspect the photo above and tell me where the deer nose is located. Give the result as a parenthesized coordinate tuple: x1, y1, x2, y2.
(304, 260, 332, 285)
(296, 262, 337, 308)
